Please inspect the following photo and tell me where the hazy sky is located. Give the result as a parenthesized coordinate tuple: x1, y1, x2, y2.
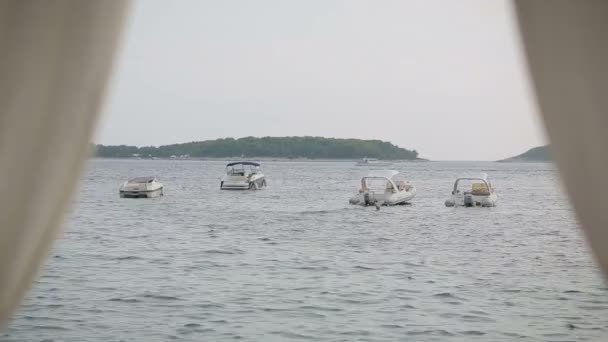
(97, 0, 546, 161)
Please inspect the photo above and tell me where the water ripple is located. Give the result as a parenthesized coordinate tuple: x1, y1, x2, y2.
(4, 160, 606, 341)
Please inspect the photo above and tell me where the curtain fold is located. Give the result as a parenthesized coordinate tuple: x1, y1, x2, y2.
(514, 0, 608, 274)
(0, 0, 129, 324)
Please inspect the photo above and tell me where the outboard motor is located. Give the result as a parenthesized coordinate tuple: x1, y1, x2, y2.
(464, 194, 474, 207)
(363, 192, 372, 206)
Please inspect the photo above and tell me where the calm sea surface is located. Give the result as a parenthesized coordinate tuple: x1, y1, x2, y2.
(3, 159, 607, 341)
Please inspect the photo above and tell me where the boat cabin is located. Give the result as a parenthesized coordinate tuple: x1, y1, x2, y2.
(225, 161, 262, 177)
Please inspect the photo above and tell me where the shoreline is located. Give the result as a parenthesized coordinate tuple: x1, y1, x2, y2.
(91, 156, 430, 162)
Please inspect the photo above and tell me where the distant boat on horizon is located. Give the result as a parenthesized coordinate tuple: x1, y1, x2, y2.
(355, 158, 393, 167)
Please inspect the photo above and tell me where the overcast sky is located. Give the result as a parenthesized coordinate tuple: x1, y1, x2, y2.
(97, 0, 546, 161)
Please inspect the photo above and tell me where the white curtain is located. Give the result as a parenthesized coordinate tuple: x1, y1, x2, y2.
(0, 0, 129, 324)
(514, 0, 608, 274)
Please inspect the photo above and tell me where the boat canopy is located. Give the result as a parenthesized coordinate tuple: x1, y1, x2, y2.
(365, 170, 399, 179)
(455, 173, 489, 182)
(452, 173, 492, 193)
(226, 161, 260, 167)
(128, 176, 156, 183)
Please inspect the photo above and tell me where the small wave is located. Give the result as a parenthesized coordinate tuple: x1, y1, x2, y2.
(261, 307, 291, 312)
(299, 305, 342, 312)
(460, 330, 486, 335)
(406, 330, 455, 336)
(295, 266, 329, 271)
(461, 315, 496, 323)
(293, 287, 317, 291)
(564, 290, 582, 294)
(403, 262, 423, 268)
(501, 332, 527, 338)
(141, 294, 181, 301)
(178, 327, 215, 335)
(23, 315, 66, 321)
(566, 324, 603, 331)
(195, 303, 224, 309)
(303, 312, 326, 318)
(126, 234, 150, 239)
(339, 330, 372, 336)
(183, 323, 202, 328)
(433, 292, 461, 299)
(41, 274, 60, 279)
(44, 304, 64, 309)
(394, 288, 421, 294)
(233, 309, 256, 314)
(270, 331, 315, 340)
(114, 256, 142, 261)
(300, 210, 330, 215)
(468, 310, 489, 316)
(108, 298, 141, 303)
(32, 325, 69, 331)
(85, 308, 105, 314)
(376, 237, 393, 241)
(353, 265, 376, 270)
(339, 298, 379, 305)
(203, 249, 242, 255)
(502, 289, 521, 293)
(209, 320, 228, 324)
(579, 305, 608, 311)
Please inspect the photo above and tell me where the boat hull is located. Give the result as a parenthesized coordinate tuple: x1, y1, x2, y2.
(220, 175, 266, 190)
(119, 187, 163, 198)
(445, 193, 497, 207)
(349, 187, 416, 206)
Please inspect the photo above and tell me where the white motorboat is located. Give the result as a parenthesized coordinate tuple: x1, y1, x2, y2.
(119, 176, 164, 198)
(445, 173, 497, 207)
(349, 170, 416, 206)
(355, 158, 393, 167)
(220, 161, 266, 190)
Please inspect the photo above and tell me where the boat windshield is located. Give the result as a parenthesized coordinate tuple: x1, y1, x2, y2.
(453, 178, 492, 195)
(361, 177, 395, 192)
(128, 176, 156, 184)
(226, 164, 261, 176)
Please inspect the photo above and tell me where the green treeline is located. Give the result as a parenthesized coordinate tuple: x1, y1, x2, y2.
(94, 137, 419, 160)
(502, 145, 550, 162)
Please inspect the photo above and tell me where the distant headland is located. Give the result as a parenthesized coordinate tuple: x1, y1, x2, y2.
(94, 136, 422, 160)
(499, 145, 550, 162)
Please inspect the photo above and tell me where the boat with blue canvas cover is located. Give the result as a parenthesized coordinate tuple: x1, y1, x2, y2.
(220, 161, 266, 190)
